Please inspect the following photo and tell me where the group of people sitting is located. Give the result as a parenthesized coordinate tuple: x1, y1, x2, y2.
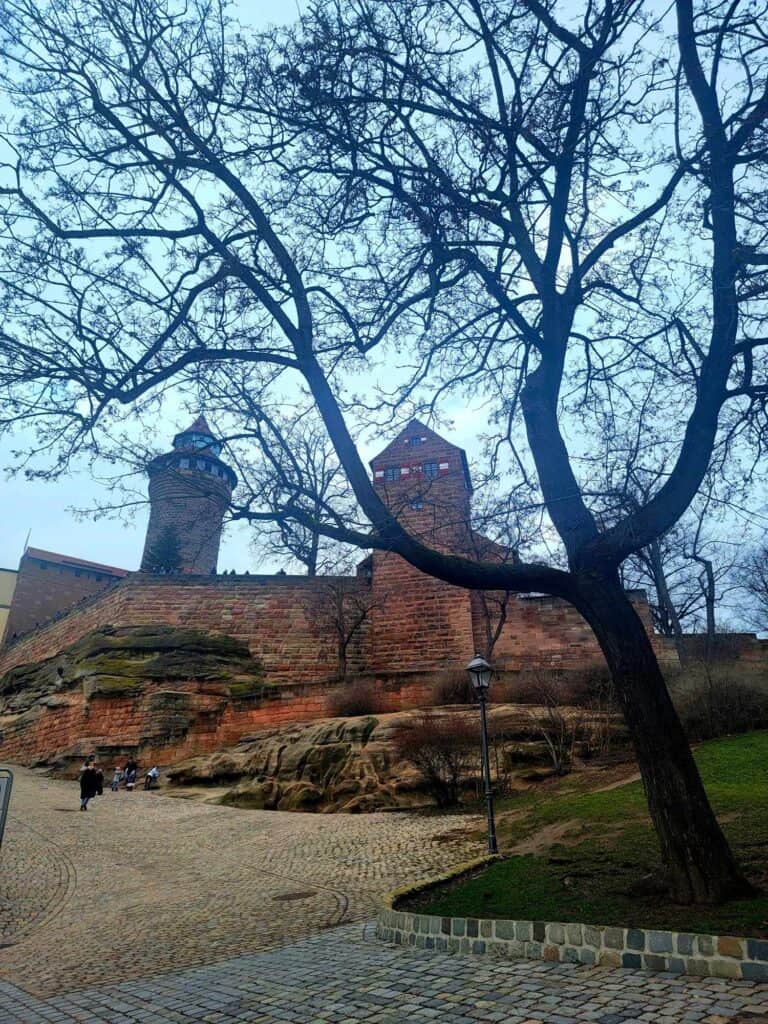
(79, 758, 160, 810)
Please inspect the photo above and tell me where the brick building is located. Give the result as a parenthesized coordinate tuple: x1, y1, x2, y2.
(0, 417, 678, 682)
(1, 548, 126, 646)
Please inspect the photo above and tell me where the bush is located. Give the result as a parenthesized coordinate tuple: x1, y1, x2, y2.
(431, 669, 475, 706)
(498, 667, 614, 708)
(503, 671, 614, 774)
(393, 710, 479, 806)
(326, 680, 383, 717)
(673, 670, 768, 741)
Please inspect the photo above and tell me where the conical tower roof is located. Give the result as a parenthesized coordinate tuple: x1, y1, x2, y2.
(172, 414, 218, 450)
(184, 414, 213, 435)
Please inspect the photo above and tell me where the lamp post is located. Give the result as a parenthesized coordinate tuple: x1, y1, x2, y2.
(467, 654, 498, 855)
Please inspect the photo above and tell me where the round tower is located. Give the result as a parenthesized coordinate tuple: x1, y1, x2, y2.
(140, 415, 236, 575)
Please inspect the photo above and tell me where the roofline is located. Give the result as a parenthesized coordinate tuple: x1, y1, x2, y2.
(368, 419, 473, 493)
(22, 547, 129, 576)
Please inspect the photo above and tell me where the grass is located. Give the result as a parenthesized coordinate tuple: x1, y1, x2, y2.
(408, 731, 768, 938)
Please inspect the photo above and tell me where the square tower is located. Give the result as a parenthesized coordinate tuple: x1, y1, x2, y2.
(368, 421, 476, 673)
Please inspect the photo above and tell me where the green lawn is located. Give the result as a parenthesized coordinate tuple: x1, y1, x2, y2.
(408, 731, 768, 937)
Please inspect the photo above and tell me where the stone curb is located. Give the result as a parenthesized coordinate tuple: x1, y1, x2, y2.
(377, 866, 768, 981)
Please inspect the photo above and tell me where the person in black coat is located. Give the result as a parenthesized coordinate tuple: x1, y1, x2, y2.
(79, 761, 102, 811)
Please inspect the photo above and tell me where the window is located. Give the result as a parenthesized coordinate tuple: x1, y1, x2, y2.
(410, 436, 423, 448)
(196, 458, 206, 471)
(424, 461, 438, 478)
(384, 466, 398, 481)
(179, 457, 190, 469)
(410, 500, 424, 510)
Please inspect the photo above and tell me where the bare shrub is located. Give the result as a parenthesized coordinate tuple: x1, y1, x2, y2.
(581, 673, 619, 760)
(504, 667, 614, 708)
(393, 711, 479, 807)
(326, 681, 382, 718)
(519, 674, 588, 775)
(431, 668, 475, 706)
(672, 669, 768, 741)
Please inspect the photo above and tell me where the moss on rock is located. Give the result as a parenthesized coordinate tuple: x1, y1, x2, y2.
(0, 625, 269, 718)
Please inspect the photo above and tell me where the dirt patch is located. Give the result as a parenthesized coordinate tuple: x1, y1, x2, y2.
(510, 819, 587, 855)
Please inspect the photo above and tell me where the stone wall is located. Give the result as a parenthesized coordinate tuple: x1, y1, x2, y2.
(0, 567, 681, 690)
(473, 591, 680, 670)
(377, 906, 768, 981)
(369, 551, 476, 672)
(0, 574, 371, 686)
(0, 671, 440, 769)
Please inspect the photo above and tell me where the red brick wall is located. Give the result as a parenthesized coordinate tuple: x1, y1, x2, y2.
(0, 574, 372, 685)
(471, 591, 679, 669)
(3, 553, 123, 644)
(0, 672, 438, 769)
(369, 551, 476, 671)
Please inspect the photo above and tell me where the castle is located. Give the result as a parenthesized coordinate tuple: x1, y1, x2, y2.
(0, 417, 684, 765)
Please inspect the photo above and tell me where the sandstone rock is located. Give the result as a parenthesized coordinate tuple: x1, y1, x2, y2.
(166, 704, 620, 813)
(0, 626, 271, 773)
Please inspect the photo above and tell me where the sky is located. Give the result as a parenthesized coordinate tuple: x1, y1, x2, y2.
(0, 0, 304, 575)
(0, 0, 763, 640)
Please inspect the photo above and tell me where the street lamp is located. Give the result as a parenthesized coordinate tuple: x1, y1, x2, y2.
(467, 654, 498, 855)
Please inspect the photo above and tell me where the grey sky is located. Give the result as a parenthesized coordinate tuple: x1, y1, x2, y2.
(0, 0, 303, 574)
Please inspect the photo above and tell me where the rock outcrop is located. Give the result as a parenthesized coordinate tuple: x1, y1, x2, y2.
(0, 626, 273, 773)
(167, 705, 625, 813)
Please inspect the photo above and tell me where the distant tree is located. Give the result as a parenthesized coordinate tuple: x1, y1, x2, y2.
(743, 546, 768, 632)
(0, 0, 766, 902)
(222, 407, 359, 576)
(143, 526, 183, 574)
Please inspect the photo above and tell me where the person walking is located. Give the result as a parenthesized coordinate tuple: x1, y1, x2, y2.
(110, 766, 123, 792)
(79, 761, 101, 811)
(124, 759, 137, 791)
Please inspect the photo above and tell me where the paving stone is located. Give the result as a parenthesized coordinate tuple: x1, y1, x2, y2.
(1, 771, 766, 1024)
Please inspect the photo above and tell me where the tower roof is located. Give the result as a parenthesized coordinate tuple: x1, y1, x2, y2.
(172, 414, 219, 451)
(369, 419, 473, 492)
(183, 414, 214, 436)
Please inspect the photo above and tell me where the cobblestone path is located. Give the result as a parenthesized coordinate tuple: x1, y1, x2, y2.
(1, 922, 766, 1023)
(0, 768, 481, 997)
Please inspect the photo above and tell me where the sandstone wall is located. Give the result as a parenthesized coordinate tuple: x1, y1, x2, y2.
(3, 551, 125, 644)
(0, 574, 371, 685)
(472, 591, 680, 669)
(0, 672, 439, 769)
(370, 551, 476, 672)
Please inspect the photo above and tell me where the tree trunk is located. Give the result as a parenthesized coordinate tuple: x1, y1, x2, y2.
(647, 539, 687, 662)
(573, 573, 753, 904)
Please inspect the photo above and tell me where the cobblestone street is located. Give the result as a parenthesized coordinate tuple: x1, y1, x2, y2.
(0, 768, 481, 997)
(1, 769, 766, 1023)
(1, 922, 767, 1023)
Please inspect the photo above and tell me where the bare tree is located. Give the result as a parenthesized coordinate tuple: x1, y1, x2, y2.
(321, 578, 376, 680)
(0, 0, 766, 901)
(743, 545, 768, 631)
(234, 415, 357, 576)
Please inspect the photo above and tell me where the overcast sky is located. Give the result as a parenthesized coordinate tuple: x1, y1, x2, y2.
(0, 0, 305, 574)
